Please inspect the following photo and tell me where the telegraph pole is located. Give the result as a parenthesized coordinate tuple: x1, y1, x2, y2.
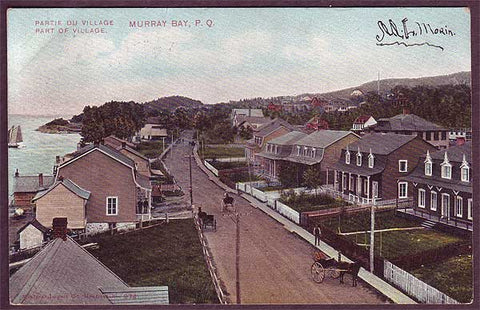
(370, 204, 375, 272)
(189, 150, 193, 207)
(235, 210, 241, 304)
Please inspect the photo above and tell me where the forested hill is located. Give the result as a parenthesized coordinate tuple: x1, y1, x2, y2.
(320, 71, 471, 100)
(143, 96, 203, 114)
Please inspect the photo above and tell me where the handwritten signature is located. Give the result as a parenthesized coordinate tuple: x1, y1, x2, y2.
(376, 18, 456, 51)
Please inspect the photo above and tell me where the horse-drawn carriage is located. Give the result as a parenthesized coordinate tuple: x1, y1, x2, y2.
(311, 251, 361, 286)
(198, 208, 216, 231)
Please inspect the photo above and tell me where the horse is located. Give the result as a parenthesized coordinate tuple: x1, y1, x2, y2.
(337, 261, 362, 287)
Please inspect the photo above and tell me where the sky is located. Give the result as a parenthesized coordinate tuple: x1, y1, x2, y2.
(7, 7, 471, 116)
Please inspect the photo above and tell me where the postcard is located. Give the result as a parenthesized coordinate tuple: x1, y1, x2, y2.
(6, 5, 475, 306)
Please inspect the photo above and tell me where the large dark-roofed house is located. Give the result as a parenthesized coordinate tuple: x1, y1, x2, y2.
(12, 171, 54, 209)
(331, 132, 437, 204)
(372, 111, 449, 149)
(10, 219, 169, 305)
(400, 142, 472, 229)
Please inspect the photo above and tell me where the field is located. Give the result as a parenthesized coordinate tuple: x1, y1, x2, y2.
(200, 146, 245, 159)
(88, 219, 218, 304)
(411, 254, 472, 303)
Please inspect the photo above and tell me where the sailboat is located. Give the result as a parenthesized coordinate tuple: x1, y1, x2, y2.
(8, 125, 24, 148)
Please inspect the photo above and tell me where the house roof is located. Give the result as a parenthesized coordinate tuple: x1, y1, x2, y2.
(255, 118, 295, 137)
(236, 116, 271, 126)
(118, 145, 149, 161)
(354, 115, 372, 124)
(61, 144, 135, 169)
(17, 219, 48, 234)
(136, 173, 152, 189)
(13, 175, 55, 193)
(343, 133, 418, 155)
(232, 108, 264, 118)
(268, 131, 308, 146)
(99, 287, 169, 305)
(374, 113, 446, 132)
(330, 156, 387, 176)
(430, 141, 472, 163)
(10, 236, 128, 305)
(139, 124, 168, 137)
(103, 135, 136, 149)
(295, 130, 356, 148)
(32, 178, 91, 202)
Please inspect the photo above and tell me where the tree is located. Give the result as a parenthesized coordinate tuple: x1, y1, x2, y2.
(278, 161, 302, 188)
(303, 167, 322, 196)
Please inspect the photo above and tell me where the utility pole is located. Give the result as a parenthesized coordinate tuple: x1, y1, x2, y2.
(189, 150, 193, 207)
(235, 210, 241, 304)
(370, 204, 375, 273)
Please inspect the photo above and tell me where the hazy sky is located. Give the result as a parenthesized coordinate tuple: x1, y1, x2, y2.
(8, 7, 471, 116)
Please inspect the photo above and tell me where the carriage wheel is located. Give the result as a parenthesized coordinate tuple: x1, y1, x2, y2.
(311, 262, 325, 283)
(327, 266, 341, 279)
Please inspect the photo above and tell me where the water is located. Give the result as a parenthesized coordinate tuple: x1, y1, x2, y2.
(8, 115, 81, 199)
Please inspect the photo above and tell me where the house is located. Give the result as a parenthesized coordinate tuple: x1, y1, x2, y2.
(139, 124, 168, 141)
(267, 102, 283, 112)
(231, 108, 264, 127)
(103, 135, 136, 149)
(257, 130, 359, 183)
(323, 105, 336, 113)
(401, 142, 472, 224)
(53, 144, 152, 234)
(311, 97, 328, 108)
(32, 177, 90, 231)
(256, 131, 308, 180)
(18, 219, 48, 250)
(372, 110, 449, 149)
(114, 143, 151, 178)
(245, 118, 295, 165)
(305, 116, 329, 131)
(352, 115, 377, 131)
(331, 133, 437, 204)
(12, 170, 54, 209)
(235, 115, 271, 130)
(10, 218, 169, 305)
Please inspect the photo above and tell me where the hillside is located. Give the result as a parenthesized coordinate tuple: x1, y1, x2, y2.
(319, 71, 471, 100)
(143, 96, 203, 114)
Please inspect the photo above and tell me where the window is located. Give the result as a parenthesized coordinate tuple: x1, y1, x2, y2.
(356, 153, 362, 166)
(398, 182, 408, 198)
(345, 150, 350, 164)
(468, 199, 472, 220)
(426, 131, 432, 140)
(431, 191, 437, 211)
(349, 176, 354, 191)
(312, 148, 316, 158)
(455, 196, 463, 218)
(425, 162, 432, 176)
(342, 174, 347, 190)
(303, 147, 307, 156)
(399, 160, 408, 172)
(461, 166, 470, 182)
(106, 196, 118, 215)
(433, 132, 439, 141)
(418, 189, 426, 208)
(297, 146, 301, 156)
(441, 164, 452, 179)
(441, 132, 447, 140)
(368, 154, 374, 168)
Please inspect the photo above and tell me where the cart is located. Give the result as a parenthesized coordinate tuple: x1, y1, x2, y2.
(310, 253, 342, 283)
(221, 195, 235, 212)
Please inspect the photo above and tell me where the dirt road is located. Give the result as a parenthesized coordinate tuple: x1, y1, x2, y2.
(164, 141, 386, 304)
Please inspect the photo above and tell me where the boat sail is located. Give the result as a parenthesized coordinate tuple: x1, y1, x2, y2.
(8, 125, 24, 148)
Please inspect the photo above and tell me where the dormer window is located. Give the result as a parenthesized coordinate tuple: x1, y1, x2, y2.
(303, 147, 307, 156)
(367, 149, 374, 168)
(356, 153, 362, 166)
(275, 145, 279, 154)
(460, 154, 470, 182)
(345, 148, 351, 164)
(441, 152, 452, 179)
(424, 150, 432, 176)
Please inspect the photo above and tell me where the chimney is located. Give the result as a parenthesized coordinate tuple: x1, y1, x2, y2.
(38, 173, 44, 187)
(15, 169, 19, 177)
(402, 108, 409, 115)
(52, 217, 68, 241)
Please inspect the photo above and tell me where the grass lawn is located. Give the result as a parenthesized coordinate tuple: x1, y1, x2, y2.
(319, 210, 467, 260)
(279, 192, 350, 213)
(201, 146, 245, 159)
(209, 161, 247, 170)
(137, 141, 166, 159)
(410, 254, 472, 303)
(88, 219, 218, 304)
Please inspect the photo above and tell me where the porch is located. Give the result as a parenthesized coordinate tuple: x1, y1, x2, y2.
(396, 207, 473, 232)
